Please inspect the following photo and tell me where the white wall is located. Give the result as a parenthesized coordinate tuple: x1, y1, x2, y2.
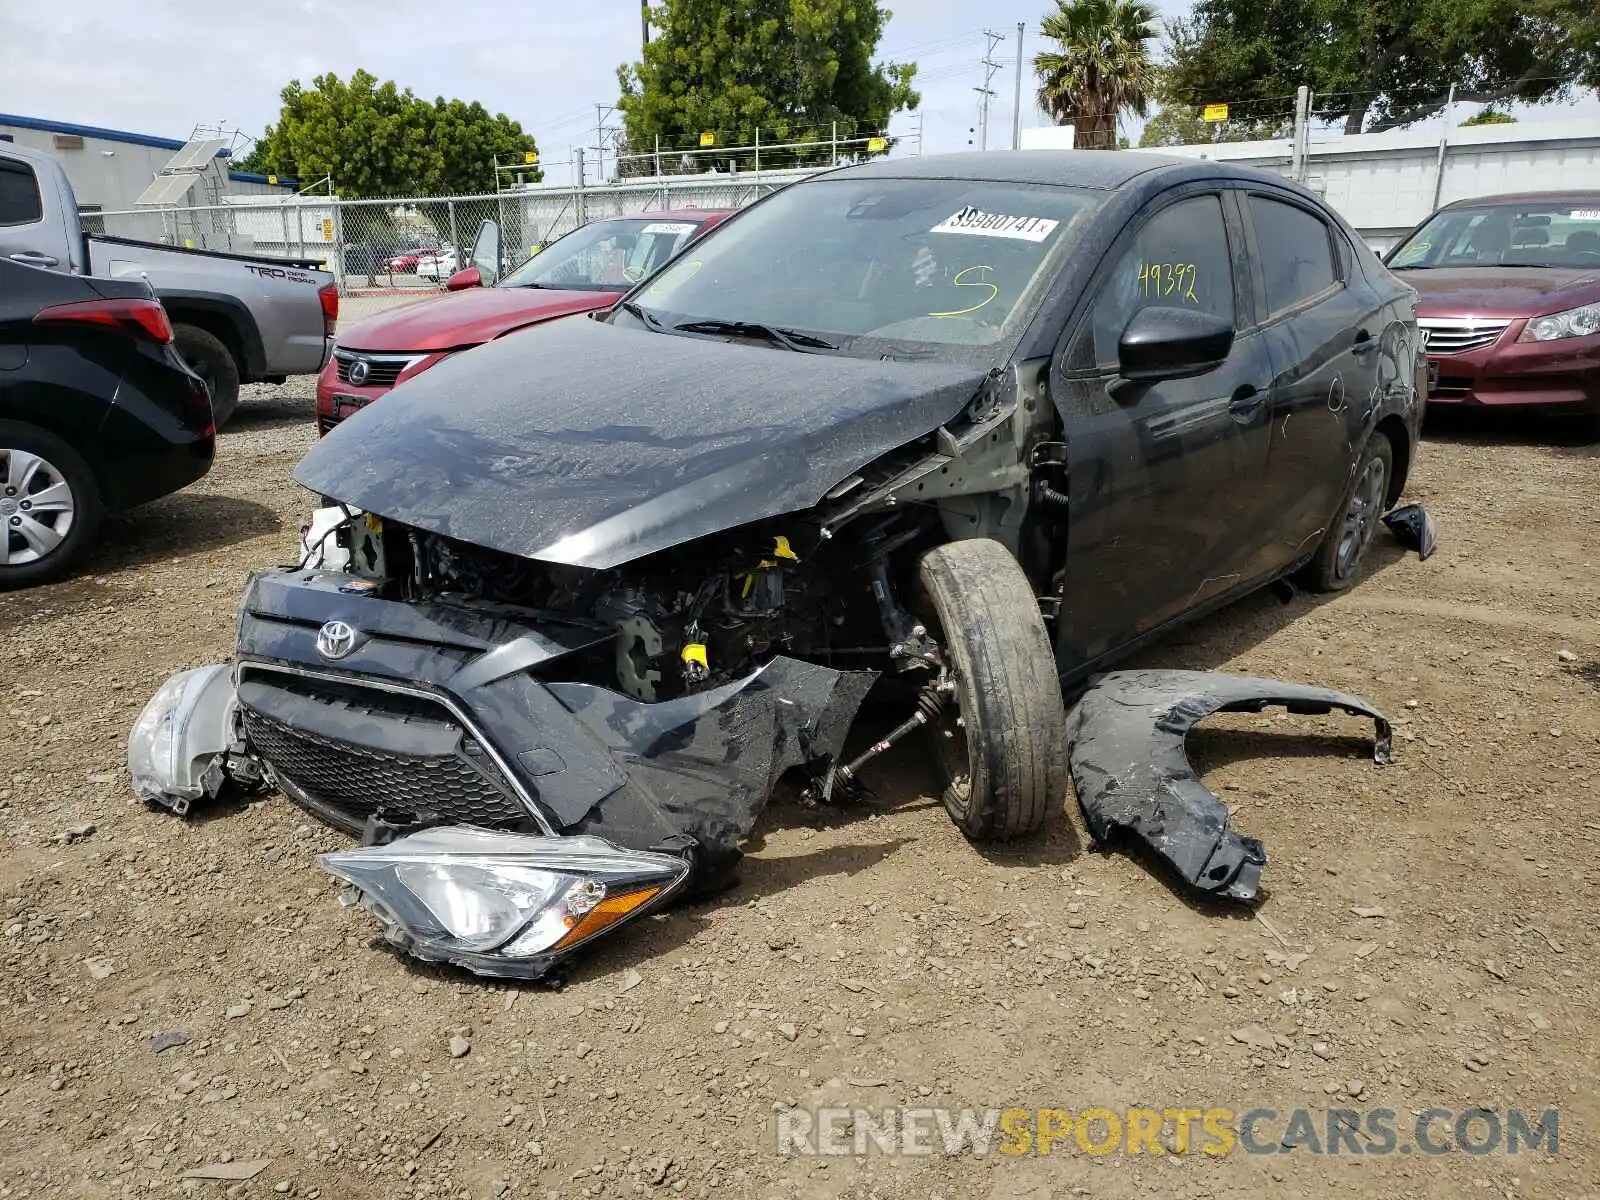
(1159, 116, 1600, 249)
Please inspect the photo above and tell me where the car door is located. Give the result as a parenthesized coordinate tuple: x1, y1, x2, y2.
(1048, 186, 1277, 674)
(0, 153, 61, 268)
(1241, 190, 1385, 569)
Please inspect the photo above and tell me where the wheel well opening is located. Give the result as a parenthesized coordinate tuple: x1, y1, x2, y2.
(1375, 415, 1410, 505)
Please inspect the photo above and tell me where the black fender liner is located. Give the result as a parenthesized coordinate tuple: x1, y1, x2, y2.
(156, 290, 267, 380)
(1063, 670, 1393, 901)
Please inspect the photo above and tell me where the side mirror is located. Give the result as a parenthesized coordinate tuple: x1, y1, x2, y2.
(445, 266, 482, 291)
(469, 218, 502, 287)
(1116, 306, 1234, 385)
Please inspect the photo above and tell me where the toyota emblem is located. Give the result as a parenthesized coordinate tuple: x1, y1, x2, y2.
(347, 358, 370, 386)
(316, 620, 359, 660)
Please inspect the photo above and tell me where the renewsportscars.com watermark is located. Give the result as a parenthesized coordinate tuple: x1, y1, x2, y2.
(774, 1106, 1559, 1158)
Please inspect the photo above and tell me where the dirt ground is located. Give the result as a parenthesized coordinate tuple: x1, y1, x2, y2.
(1, 373, 1597, 1200)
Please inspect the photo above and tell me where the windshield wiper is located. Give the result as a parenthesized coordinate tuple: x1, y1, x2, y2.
(672, 318, 838, 352)
(618, 300, 663, 329)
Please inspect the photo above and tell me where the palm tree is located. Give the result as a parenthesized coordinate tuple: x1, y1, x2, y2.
(1034, 0, 1158, 149)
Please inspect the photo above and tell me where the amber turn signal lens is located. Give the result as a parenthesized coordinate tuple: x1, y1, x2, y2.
(552, 886, 664, 950)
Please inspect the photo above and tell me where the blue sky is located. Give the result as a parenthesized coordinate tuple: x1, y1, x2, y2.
(0, 0, 1588, 181)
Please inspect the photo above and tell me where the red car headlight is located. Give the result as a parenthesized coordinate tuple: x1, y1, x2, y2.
(1518, 302, 1600, 343)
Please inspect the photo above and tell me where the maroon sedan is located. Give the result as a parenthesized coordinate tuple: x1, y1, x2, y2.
(1385, 193, 1600, 418)
(320, 211, 732, 434)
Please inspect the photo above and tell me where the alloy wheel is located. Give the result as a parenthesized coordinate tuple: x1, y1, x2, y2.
(0, 448, 77, 567)
(1334, 455, 1387, 580)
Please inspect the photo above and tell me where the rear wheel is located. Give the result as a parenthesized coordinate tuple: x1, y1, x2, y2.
(918, 538, 1069, 841)
(1303, 435, 1393, 592)
(173, 323, 240, 428)
(0, 421, 103, 590)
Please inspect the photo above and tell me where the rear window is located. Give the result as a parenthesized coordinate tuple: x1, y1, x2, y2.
(1389, 201, 1600, 269)
(1249, 196, 1338, 314)
(0, 159, 43, 226)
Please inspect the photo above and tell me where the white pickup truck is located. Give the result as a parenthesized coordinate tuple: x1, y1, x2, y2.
(0, 142, 336, 425)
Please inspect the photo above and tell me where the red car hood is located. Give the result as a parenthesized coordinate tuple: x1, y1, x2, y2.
(1400, 267, 1600, 318)
(337, 286, 617, 353)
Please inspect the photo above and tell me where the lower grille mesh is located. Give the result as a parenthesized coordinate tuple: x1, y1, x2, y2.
(240, 688, 532, 830)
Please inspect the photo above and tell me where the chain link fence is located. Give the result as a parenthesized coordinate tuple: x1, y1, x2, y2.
(93, 168, 818, 296)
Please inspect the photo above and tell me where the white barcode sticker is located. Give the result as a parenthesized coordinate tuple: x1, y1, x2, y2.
(641, 222, 698, 236)
(931, 206, 1060, 242)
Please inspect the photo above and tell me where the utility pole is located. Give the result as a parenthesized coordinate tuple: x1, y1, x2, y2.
(641, 0, 650, 47)
(975, 28, 1005, 151)
(594, 103, 616, 184)
(1011, 22, 1025, 150)
(914, 109, 925, 156)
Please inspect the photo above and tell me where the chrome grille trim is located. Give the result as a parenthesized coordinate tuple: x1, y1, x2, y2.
(332, 349, 428, 387)
(1417, 317, 1512, 357)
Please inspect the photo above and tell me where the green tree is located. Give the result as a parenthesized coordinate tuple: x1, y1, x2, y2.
(616, 0, 919, 171)
(1460, 106, 1518, 125)
(236, 70, 540, 196)
(1033, 0, 1159, 149)
(1137, 70, 1291, 147)
(1163, 0, 1595, 135)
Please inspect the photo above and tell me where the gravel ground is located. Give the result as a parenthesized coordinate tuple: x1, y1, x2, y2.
(1, 379, 1598, 1200)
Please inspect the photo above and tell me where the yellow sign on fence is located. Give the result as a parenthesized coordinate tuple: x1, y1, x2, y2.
(867, 136, 888, 152)
(1203, 103, 1230, 122)
(699, 131, 716, 147)
(321, 218, 334, 240)
(523, 149, 539, 164)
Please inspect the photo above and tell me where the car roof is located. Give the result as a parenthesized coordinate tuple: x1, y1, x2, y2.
(820, 149, 1219, 190)
(1441, 191, 1600, 209)
(607, 209, 734, 222)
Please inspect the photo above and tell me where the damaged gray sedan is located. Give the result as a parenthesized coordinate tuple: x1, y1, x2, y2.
(130, 151, 1427, 979)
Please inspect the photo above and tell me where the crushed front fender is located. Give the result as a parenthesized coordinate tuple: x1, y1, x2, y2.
(1063, 670, 1394, 901)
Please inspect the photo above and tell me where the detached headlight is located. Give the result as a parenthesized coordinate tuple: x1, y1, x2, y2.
(318, 828, 691, 979)
(127, 664, 239, 814)
(1519, 303, 1600, 343)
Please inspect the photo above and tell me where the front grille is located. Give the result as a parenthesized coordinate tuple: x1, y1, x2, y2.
(1418, 319, 1511, 356)
(239, 680, 533, 831)
(333, 351, 419, 388)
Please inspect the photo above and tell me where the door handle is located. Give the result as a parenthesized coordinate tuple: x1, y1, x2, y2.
(9, 251, 59, 268)
(1351, 329, 1379, 356)
(1227, 384, 1267, 419)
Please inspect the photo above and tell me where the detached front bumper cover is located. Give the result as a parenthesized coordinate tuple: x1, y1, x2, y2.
(318, 827, 691, 980)
(1064, 670, 1394, 901)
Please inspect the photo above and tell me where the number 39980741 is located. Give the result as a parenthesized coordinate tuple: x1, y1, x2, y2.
(1137, 262, 1199, 305)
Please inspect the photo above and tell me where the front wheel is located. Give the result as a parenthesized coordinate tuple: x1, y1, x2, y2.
(1302, 435, 1394, 592)
(918, 538, 1070, 841)
(0, 421, 104, 590)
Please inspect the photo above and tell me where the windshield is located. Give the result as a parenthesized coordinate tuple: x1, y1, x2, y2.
(627, 177, 1102, 363)
(1389, 201, 1600, 270)
(500, 217, 706, 291)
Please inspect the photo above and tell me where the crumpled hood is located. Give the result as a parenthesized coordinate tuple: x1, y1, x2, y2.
(295, 316, 987, 568)
(335, 286, 613, 353)
(1400, 267, 1600, 318)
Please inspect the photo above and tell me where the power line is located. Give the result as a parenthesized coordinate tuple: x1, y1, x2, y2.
(975, 28, 1005, 150)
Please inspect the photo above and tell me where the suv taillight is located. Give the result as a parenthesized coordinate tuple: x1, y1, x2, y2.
(318, 283, 339, 339)
(33, 297, 175, 345)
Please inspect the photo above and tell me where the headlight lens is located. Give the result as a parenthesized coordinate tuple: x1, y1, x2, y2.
(127, 664, 236, 805)
(1519, 302, 1600, 343)
(318, 828, 691, 979)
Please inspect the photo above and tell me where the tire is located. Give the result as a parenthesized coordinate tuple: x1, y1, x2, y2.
(918, 538, 1069, 841)
(1302, 434, 1395, 592)
(173, 323, 240, 429)
(0, 420, 104, 590)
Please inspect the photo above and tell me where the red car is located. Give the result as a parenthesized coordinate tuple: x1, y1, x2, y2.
(1385, 192, 1600, 418)
(318, 211, 732, 434)
(383, 247, 442, 274)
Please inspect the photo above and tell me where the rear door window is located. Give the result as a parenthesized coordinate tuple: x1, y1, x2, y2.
(1089, 194, 1236, 365)
(1248, 196, 1338, 315)
(0, 158, 44, 226)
